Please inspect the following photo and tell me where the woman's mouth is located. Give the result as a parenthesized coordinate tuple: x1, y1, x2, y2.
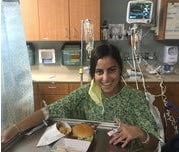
(101, 83, 113, 89)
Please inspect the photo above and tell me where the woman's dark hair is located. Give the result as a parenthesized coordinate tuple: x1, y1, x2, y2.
(89, 44, 123, 79)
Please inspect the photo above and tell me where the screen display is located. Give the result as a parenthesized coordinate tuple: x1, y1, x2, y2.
(129, 3, 152, 19)
(126, 1, 153, 24)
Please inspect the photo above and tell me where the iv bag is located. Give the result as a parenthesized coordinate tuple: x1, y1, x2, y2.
(83, 19, 94, 57)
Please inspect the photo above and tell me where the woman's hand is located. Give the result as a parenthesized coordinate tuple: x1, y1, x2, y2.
(1, 125, 19, 143)
(2, 109, 46, 144)
(109, 122, 146, 148)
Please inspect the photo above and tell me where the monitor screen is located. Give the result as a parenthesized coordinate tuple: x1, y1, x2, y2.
(126, 1, 153, 24)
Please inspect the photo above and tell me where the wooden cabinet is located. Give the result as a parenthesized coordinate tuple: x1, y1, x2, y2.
(20, 0, 100, 41)
(156, 0, 179, 40)
(68, 82, 81, 92)
(34, 82, 69, 110)
(20, 0, 39, 41)
(38, 0, 69, 40)
(69, 0, 100, 40)
(33, 82, 81, 110)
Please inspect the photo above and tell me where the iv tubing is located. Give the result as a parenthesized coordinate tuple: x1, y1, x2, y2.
(131, 28, 139, 89)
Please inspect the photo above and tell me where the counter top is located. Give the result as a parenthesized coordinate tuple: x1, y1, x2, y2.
(31, 65, 179, 83)
(31, 65, 90, 82)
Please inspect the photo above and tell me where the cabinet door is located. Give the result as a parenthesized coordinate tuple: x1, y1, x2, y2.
(35, 82, 69, 110)
(38, 0, 70, 40)
(20, 0, 39, 41)
(69, 0, 100, 41)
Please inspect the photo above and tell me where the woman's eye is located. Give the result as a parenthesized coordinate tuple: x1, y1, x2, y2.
(95, 70, 103, 75)
(108, 68, 117, 73)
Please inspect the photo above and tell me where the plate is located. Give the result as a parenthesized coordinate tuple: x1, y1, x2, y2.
(51, 138, 91, 152)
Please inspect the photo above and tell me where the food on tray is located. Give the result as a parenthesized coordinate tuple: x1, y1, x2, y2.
(55, 147, 80, 152)
(52, 138, 91, 152)
(56, 121, 71, 135)
(72, 123, 94, 141)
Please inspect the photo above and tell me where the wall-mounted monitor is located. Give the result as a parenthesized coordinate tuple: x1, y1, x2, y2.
(126, 0, 153, 24)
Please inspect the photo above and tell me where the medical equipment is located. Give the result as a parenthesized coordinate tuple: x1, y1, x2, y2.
(126, 0, 154, 66)
(38, 49, 56, 64)
(126, 0, 154, 86)
(162, 46, 178, 74)
(126, 0, 153, 24)
(83, 19, 94, 59)
(125, 1, 178, 145)
(79, 19, 94, 86)
(126, 0, 153, 57)
(62, 45, 81, 66)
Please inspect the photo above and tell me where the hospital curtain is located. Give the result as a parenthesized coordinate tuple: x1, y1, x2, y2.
(1, 1, 34, 131)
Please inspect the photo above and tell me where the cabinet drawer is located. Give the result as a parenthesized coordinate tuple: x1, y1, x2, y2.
(38, 82, 69, 95)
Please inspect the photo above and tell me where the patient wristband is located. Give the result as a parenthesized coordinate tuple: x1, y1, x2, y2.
(141, 132, 150, 144)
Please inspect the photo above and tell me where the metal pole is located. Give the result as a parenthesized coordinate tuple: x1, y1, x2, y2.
(80, 20, 84, 86)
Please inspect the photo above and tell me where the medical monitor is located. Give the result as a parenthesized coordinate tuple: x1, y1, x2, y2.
(126, 1, 153, 24)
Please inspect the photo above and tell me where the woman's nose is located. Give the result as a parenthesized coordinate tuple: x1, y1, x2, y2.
(102, 71, 109, 82)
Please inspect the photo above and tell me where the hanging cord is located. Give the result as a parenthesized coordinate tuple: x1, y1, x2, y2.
(132, 28, 147, 92)
(142, 59, 178, 135)
(121, 76, 127, 86)
(132, 33, 147, 92)
(129, 24, 178, 136)
(130, 26, 139, 90)
(136, 60, 147, 92)
(159, 80, 178, 135)
(132, 48, 139, 89)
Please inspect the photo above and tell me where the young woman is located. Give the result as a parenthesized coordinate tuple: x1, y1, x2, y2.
(2, 44, 160, 151)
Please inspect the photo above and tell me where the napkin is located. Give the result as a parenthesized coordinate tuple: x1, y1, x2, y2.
(37, 123, 65, 147)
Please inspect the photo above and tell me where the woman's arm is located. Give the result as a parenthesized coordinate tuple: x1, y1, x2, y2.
(2, 109, 46, 143)
(2, 85, 89, 143)
(109, 88, 160, 150)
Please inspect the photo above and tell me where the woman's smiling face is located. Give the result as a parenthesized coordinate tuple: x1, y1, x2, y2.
(94, 56, 122, 96)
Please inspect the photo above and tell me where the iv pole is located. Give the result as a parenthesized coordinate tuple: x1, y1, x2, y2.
(79, 20, 84, 86)
(130, 23, 141, 90)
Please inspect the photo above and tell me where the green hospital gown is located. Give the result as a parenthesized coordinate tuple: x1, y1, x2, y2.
(48, 84, 159, 151)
